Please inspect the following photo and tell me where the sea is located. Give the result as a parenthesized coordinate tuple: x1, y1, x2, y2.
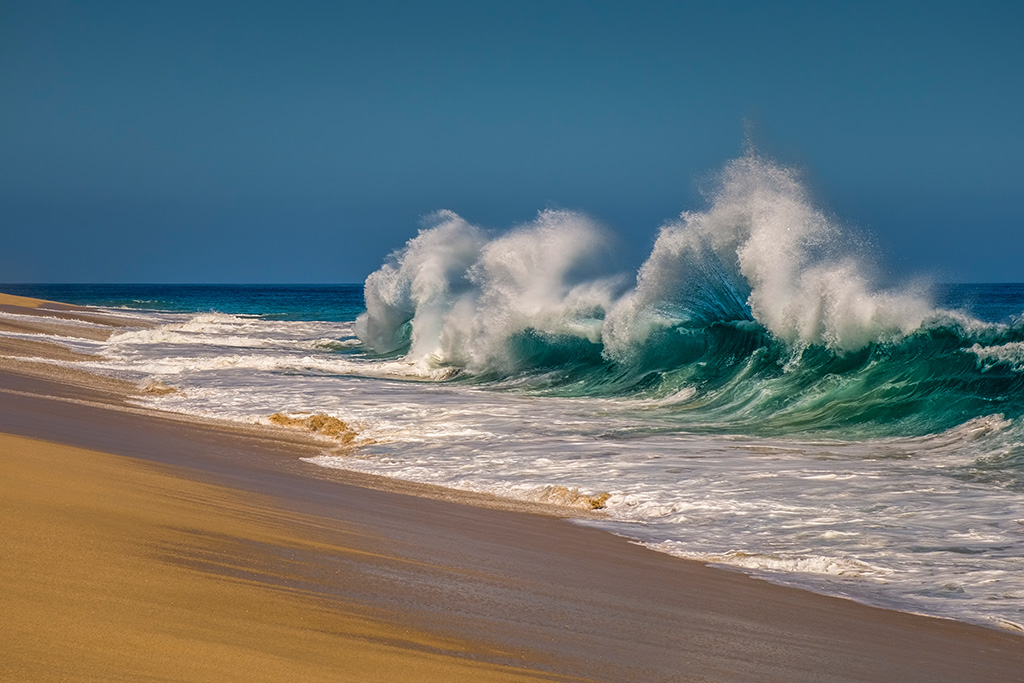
(3, 154, 1023, 632)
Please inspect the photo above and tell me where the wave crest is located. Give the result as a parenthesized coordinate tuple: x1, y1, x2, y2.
(605, 154, 933, 357)
(358, 208, 621, 373)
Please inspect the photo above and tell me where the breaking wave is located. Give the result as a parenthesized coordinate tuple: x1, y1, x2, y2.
(356, 153, 1024, 437)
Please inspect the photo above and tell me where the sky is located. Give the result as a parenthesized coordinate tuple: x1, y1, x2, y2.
(1, 0, 1021, 283)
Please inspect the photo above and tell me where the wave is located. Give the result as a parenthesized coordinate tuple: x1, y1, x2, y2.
(355, 152, 1024, 437)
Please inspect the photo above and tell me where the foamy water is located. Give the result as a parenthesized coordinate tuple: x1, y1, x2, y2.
(28, 306, 1019, 632)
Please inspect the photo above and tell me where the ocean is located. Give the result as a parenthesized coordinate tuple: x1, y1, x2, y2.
(4, 154, 1023, 632)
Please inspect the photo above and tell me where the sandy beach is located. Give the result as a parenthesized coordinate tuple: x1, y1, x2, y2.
(2, 295, 1024, 682)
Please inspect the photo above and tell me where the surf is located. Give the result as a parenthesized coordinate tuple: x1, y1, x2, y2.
(356, 152, 1024, 437)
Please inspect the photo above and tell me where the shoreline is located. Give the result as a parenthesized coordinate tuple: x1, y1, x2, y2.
(1, 431, 573, 683)
(3, 296, 1024, 680)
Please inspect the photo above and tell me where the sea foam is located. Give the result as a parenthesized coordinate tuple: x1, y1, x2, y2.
(358, 152, 937, 377)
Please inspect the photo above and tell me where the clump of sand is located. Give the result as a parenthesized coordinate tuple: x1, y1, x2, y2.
(529, 485, 612, 510)
(141, 380, 177, 396)
(269, 412, 358, 444)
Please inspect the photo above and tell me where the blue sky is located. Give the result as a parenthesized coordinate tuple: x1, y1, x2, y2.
(1, 0, 1021, 283)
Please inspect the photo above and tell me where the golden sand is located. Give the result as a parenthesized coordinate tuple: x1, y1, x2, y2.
(0, 433, 576, 682)
(269, 411, 359, 444)
(528, 485, 612, 510)
(0, 292, 58, 308)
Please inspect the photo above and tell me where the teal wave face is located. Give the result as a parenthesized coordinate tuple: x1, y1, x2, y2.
(646, 317, 1024, 437)
(448, 314, 1024, 439)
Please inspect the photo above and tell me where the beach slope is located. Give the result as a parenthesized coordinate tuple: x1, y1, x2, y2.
(1, 295, 1023, 682)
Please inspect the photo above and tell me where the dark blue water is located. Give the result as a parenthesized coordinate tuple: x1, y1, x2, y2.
(5, 282, 1021, 324)
(0, 283, 365, 322)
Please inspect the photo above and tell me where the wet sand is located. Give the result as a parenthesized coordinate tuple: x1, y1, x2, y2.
(0, 432, 572, 683)
(2, 296, 1023, 681)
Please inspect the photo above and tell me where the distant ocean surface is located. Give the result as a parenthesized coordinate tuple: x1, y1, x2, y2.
(4, 155, 1023, 632)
